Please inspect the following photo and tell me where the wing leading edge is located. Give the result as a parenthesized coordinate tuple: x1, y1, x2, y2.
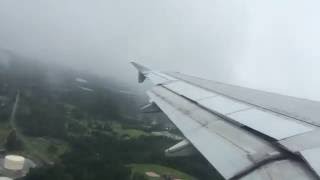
(131, 62, 320, 180)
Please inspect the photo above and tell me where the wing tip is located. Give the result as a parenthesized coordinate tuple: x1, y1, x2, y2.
(130, 61, 150, 73)
(131, 61, 150, 83)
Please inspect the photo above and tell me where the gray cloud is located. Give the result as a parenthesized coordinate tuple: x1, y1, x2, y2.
(0, 0, 319, 100)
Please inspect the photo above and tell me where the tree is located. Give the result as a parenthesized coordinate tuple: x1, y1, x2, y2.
(47, 145, 58, 154)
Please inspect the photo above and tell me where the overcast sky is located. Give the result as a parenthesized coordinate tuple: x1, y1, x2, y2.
(0, 0, 320, 100)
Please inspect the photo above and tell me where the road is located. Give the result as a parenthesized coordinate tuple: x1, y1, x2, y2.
(9, 91, 20, 134)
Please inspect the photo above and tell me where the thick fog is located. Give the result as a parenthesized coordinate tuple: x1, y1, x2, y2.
(0, 1, 320, 100)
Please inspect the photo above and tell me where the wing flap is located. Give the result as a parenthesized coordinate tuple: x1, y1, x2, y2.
(279, 130, 320, 152)
(241, 160, 317, 180)
(300, 148, 320, 177)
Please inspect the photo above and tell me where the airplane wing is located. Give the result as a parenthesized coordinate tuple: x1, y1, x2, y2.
(131, 62, 320, 180)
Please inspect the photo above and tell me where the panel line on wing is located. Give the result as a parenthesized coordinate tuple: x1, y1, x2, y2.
(227, 109, 313, 140)
(164, 81, 217, 101)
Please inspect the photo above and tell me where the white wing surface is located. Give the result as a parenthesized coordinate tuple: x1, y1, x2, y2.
(132, 62, 320, 180)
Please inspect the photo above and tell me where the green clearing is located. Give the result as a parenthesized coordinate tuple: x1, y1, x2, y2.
(111, 122, 149, 139)
(21, 136, 70, 164)
(129, 164, 197, 180)
(66, 119, 149, 139)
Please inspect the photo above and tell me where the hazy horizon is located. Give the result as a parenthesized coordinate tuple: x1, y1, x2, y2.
(0, 1, 320, 101)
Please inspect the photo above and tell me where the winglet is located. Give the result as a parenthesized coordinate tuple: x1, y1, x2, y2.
(131, 62, 150, 83)
(131, 62, 150, 73)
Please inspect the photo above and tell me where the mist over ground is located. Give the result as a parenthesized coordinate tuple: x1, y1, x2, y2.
(0, 1, 319, 100)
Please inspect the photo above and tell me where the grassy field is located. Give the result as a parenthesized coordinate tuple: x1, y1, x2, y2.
(129, 164, 197, 180)
(111, 122, 149, 139)
(66, 119, 150, 139)
(21, 136, 70, 164)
